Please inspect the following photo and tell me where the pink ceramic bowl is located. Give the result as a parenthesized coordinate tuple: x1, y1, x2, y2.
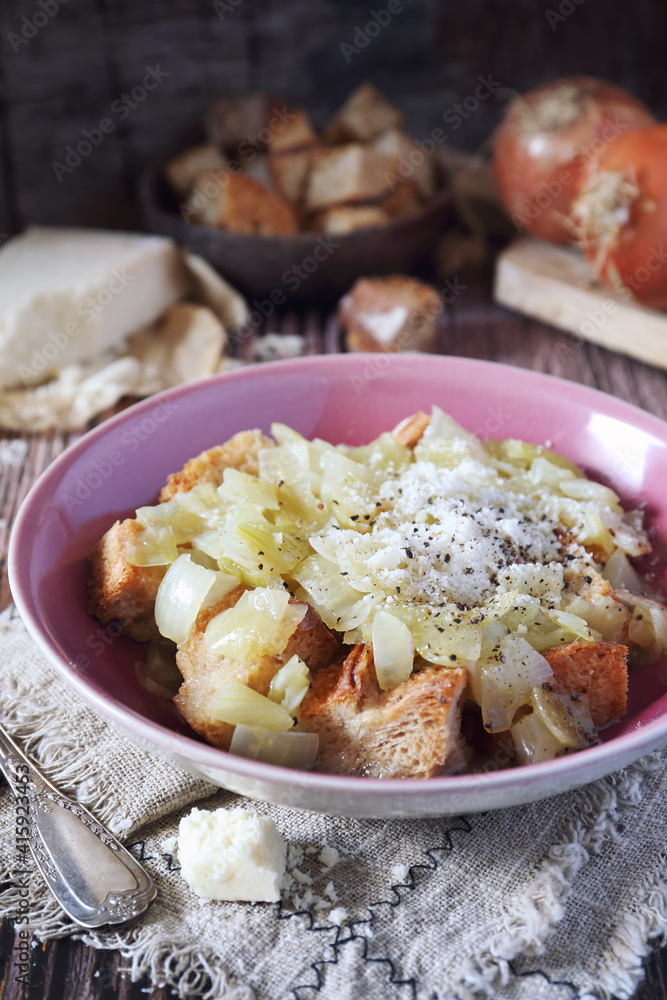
(9, 355, 667, 817)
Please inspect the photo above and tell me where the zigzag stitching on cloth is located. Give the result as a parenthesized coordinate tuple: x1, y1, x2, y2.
(288, 819, 474, 999)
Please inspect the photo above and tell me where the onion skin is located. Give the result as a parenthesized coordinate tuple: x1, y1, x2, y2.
(574, 125, 667, 310)
(493, 76, 655, 243)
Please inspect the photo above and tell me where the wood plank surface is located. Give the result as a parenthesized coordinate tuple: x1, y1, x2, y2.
(494, 238, 667, 372)
(1, 299, 667, 998)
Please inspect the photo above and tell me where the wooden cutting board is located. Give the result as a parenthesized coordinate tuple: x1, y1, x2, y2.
(494, 238, 667, 371)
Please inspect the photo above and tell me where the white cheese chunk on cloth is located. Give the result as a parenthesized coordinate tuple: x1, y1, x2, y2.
(178, 807, 286, 903)
(0, 227, 188, 388)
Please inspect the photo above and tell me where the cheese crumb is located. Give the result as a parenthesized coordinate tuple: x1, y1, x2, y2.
(178, 807, 286, 902)
(319, 846, 341, 869)
(391, 863, 410, 881)
(328, 907, 348, 926)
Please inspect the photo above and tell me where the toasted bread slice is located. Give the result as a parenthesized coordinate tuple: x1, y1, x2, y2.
(338, 275, 442, 353)
(87, 519, 168, 642)
(164, 144, 227, 198)
(299, 644, 469, 777)
(268, 109, 318, 154)
(545, 641, 629, 728)
(312, 205, 389, 234)
(174, 592, 340, 749)
(187, 172, 298, 235)
(160, 429, 273, 501)
(325, 83, 404, 143)
(89, 430, 275, 639)
(305, 145, 397, 211)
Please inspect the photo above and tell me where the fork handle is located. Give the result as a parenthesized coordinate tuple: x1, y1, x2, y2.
(0, 725, 156, 928)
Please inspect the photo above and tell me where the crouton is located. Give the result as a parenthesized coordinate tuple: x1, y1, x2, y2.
(299, 644, 469, 778)
(164, 144, 228, 198)
(338, 275, 443, 353)
(374, 129, 436, 200)
(382, 181, 422, 219)
(392, 411, 430, 448)
(174, 592, 340, 749)
(312, 205, 389, 234)
(268, 109, 318, 154)
(160, 429, 274, 501)
(269, 149, 314, 206)
(87, 519, 167, 642)
(186, 172, 298, 235)
(325, 83, 404, 143)
(305, 145, 397, 211)
(545, 641, 629, 728)
(204, 92, 285, 152)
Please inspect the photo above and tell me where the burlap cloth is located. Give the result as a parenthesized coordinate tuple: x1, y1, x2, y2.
(1, 606, 666, 1000)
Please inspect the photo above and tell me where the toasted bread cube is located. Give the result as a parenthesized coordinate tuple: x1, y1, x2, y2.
(392, 411, 430, 448)
(325, 83, 404, 143)
(174, 593, 340, 749)
(268, 108, 318, 154)
(544, 641, 629, 728)
(160, 429, 273, 501)
(382, 181, 422, 219)
(373, 129, 436, 200)
(338, 275, 442, 353)
(87, 519, 168, 642)
(269, 149, 314, 206)
(164, 144, 228, 198)
(305, 145, 397, 211)
(186, 172, 298, 235)
(299, 644, 469, 777)
(312, 205, 389, 234)
(205, 92, 284, 151)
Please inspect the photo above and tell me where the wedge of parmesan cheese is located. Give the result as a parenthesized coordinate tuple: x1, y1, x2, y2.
(178, 807, 286, 902)
(0, 227, 188, 388)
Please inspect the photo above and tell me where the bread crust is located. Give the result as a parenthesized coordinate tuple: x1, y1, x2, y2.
(160, 429, 273, 501)
(87, 519, 168, 642)
(299, 643, 469, 778)
(338, 275, 442, 353)
(174, 592, 340, 749)
(545, 640, 629, 728)
(88, 430, 275, 639)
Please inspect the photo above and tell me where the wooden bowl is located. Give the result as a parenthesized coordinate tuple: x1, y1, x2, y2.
(138, 149, 452, 305)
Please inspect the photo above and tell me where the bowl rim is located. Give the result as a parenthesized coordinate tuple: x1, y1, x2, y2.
(9, 353, 667, 805)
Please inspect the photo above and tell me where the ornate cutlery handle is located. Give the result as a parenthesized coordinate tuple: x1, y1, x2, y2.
(0, 723, 156, 928)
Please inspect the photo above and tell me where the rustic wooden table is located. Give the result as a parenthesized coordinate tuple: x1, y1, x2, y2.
(0, 291, 666, 998)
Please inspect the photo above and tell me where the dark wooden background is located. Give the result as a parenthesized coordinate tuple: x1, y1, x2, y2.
(0, 0, 665, 240)
(1, 0, 667, 996)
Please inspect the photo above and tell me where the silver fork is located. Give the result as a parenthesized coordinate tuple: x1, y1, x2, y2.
(0, 722, 156, 928)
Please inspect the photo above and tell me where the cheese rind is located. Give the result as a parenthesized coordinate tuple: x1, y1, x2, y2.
(0, 227, 188, 388)
(178, 807, 286, 902)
